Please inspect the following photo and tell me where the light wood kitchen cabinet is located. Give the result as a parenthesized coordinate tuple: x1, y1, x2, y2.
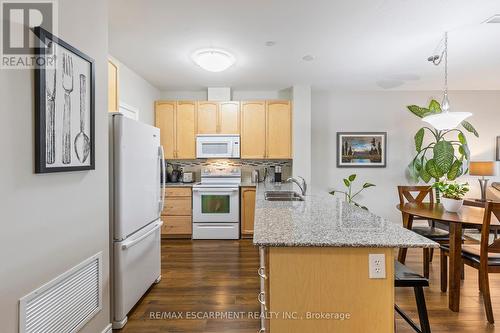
(241, 186, 256, 238)
(196, 101, 240, 134)
(176, 102, 197, 159)
(197, 101, 218, 134)
(161, 187, 192, 238)
(155, 101, 197, 159)
(155, 99, 291, 160)
(240, 100, 292, 159)
(266, 100, 292, 159)
(219, 101, 240, 134)
(108, 60, 119, 112)
(241, 101, 266, 159)
(155, 101, 176, 159)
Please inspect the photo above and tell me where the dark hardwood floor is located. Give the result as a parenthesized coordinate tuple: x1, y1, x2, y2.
(119, 240, 500, 333)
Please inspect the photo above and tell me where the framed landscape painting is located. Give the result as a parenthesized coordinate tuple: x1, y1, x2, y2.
(337, 132, 387, 168)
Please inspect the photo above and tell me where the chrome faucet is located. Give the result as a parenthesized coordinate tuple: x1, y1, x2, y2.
(286, 176, 307, 196)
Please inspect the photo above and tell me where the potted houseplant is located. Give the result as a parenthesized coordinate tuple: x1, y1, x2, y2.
(432, 181, 469, 213)
(406, 99, 478, 202)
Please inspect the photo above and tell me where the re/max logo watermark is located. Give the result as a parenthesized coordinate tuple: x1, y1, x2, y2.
(1, 0, 57, 69)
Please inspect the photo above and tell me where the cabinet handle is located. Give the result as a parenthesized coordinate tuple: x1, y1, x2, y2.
(258, 267, 267, 279)
(258, 291, 266, 306)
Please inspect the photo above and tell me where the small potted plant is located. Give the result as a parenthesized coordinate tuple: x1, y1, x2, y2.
(329, 174, 375, 210)
(433, 181, 470, 213)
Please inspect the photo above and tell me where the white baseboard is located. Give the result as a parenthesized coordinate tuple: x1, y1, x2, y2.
(101, 323, 112, 333)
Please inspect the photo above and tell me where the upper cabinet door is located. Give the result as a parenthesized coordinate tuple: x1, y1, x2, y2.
(155, 101, 176, 159)
(176, 101, 197, 159)
(219, 101, 240, 134)
(267, 101, 292, 159)
(241, 101, 266, 159)
(108, 60, 119, 112)
(197, 102, 218, 134)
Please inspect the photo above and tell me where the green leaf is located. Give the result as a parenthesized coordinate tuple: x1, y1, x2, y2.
(461, 121, 479, 138)
(414, 158, 422, 172)
(458, 132, 466, 145)
(348, 174, 356, 182)
(433, 140, 454, 173)
(408, 161, 419, 182)
(428, 99, 442, 114)
(363, 183, 376, 188)
(407, 105, 430, 118)
(420, 162, 432, 183)
(343, 179, 350, 187)
(459, 144, 470, 160)
(426, 159, 443, 179)
(414, 128, 424, 152)
(447, 160, 463, 181)
(353, 202, 369, 211)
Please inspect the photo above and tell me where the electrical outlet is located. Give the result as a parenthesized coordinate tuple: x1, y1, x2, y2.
(368, 254, 386, 279)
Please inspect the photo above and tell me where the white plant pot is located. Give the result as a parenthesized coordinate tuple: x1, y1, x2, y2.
(441, 197, 464, 213)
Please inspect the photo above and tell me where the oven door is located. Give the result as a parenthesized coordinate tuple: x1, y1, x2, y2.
(192, 187, 239, 222)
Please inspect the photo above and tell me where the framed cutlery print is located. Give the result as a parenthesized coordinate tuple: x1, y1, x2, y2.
(34, 27, 95, 173)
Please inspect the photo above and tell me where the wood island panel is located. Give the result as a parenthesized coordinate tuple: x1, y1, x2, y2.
(269, 247, 394, 333)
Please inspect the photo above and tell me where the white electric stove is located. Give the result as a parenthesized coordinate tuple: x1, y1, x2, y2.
(192, 166, 241, 239)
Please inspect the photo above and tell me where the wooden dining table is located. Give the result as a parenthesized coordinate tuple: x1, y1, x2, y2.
(397, 202, 500, 312)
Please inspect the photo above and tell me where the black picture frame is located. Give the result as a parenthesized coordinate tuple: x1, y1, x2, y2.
(337, 132, 387, 168)
(34, 26, 95, 173)
(497, 136, 500, 161)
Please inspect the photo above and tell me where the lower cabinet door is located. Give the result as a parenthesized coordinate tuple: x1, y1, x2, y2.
(241, 187, 256, 237)
(161, 215, 192, 237)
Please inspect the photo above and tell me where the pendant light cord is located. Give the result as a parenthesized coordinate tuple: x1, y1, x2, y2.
(444, 32, 448, 96)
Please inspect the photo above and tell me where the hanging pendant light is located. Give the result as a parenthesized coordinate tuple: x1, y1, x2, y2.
(422, 32, 472, 130)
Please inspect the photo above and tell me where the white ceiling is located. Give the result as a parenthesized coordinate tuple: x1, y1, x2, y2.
(109, 0, 500, 91)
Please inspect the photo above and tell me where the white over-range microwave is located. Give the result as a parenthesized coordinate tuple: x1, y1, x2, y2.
(196, 134, 240, 159)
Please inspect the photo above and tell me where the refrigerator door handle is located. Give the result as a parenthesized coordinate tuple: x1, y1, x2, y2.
(121, 220, 163, 250)
(159, 146, 166, 214)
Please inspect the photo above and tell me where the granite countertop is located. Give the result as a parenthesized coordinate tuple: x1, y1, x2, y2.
(253, 182, 439, 248)
(240, 181, 258, 187)
(163, 182, 195, 187)
(164, 181, 258, 188)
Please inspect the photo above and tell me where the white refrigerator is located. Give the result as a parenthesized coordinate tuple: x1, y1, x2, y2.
(109, 114, 165, 329)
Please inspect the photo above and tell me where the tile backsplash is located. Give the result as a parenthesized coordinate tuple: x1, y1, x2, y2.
(165, 159, 293, 183)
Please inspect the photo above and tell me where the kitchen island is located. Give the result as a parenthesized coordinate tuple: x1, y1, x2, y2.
(253, 182, 438, 333)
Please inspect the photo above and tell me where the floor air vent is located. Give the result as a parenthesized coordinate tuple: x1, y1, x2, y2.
(19, 252, 103, 333)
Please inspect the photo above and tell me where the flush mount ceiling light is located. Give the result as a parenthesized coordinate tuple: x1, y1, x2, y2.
(191, 48, 235, 72)
(422, 32, 472, 130)
(483, 14, 500, 24)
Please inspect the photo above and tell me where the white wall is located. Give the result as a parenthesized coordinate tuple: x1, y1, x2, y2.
(292, 85, 312, 184)
(160, 89, 291, 101)
(311, 90, 500, 223)
(109, 56, 160, 125)
(0, 1, 110, 332)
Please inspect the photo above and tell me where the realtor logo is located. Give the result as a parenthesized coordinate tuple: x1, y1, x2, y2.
(1, 0, 57, 68)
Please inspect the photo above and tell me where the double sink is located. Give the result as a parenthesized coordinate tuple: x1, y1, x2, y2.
(264, 191, 304, 202)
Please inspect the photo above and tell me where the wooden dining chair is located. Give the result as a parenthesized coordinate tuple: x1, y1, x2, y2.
(398, 186, 450, 278)
(440, 201, 500, 324)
